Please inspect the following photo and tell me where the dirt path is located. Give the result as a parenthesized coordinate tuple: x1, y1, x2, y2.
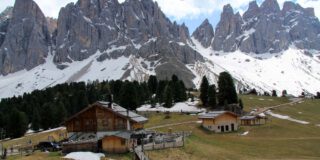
(254, 98, 303, 115)
(147, 121, 199, 130)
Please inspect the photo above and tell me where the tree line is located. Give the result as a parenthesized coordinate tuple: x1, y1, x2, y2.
(0, 75, 187, 138)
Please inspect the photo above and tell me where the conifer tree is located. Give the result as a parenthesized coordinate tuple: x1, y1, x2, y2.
(282, 90, 287, 97)
(208, 85, 217, 109)
(31, 107, 41, 132)
(41, 103, 54, 130)
(218, 72, 238, 105)
(6, 108, 28, 138)
(55, 101, 67, 125)
(156, 80, 168, 103)
(120, 81, 139, 110)
(148, 75, 158, 94)
(272, 90, 277, 97)
(164, 84, 173, 108)
(200, 76, 209, 106)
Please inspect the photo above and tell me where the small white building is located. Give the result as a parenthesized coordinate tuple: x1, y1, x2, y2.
(198, 111, 239, 133)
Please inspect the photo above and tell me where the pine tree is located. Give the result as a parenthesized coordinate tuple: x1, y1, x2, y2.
(6, 108, 28, 138)
(208, 85, 217, 109)
(218, 72, 238, 105)
(54, 101, 67, 125)
(156, 80, 168, 103)
(120, 82, 139, 110)
(31, 107, 41, 132)
(282, 90, 287, 97)
(200, 76, 209, 106)
(41, 103, 54, 130)
(178, 81, 187, 102)
(272, 90, 277, 97)
(148, 75, 158, 94)
(164, 84, 173, 108)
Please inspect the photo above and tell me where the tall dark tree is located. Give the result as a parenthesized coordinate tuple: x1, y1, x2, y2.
(119, 81, 139, 110)
(218, 72, 238, 105)
(164, 84, 173, 108)
(200, 76, 209, 106)
(282, 90, 287, 97)
(272, 90, 277, 97)
(156, 80, 168, 103)
(31, 106, 41, 132)
(54, 101, 67, 126)
(208, 85, 217, 109)
(41, 103, 54, 130)
(316, 92, 320, 99)
(178, 81, 187, 102)
(6, 108, 28, 138)
(147, 75, 158, 94)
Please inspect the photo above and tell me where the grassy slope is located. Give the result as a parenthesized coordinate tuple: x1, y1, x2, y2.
(146, 95, 320, 160)
(6, 95, 320, 159)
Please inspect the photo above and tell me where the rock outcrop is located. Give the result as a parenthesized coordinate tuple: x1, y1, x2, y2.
(0, 0, 51, 75)
(192, 19, 214, 48)
(193, 0, 320, 54)
(54, 0, 202, 87)
(212, 4, 243, 52)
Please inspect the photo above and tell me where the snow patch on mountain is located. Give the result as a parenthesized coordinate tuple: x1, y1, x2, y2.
(190, 37, 320, 96)
(0, 48, 155, 99)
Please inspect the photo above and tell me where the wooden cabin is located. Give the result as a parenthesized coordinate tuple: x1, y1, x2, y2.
(198, 111, 239, 133)
(62, 101, 148, 153)
(240, 113, 267, 126)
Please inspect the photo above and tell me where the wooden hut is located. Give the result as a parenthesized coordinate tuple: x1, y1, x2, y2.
(62, 101, 148, 153)
(198, 111, 239, 133)
(240, 114, 267, 126)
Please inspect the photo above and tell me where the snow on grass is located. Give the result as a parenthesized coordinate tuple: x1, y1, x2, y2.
(137, 101, 206, 113)
(64, 152, 105, 160)
(240, 131, 249, 136)
(316, 124, 320, 127)
(266, 110, 310, 124)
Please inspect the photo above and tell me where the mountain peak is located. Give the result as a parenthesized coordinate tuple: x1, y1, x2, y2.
(222, 4, 234, 14)
(0, 0, 50, 75)
(260, 0, 280, 14)
(243, 1, 260, 20)
(192, 19, 214, 48)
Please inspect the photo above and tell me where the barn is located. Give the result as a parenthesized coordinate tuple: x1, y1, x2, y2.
(62, 101, 147, 153)
(198, 111, 239, 133)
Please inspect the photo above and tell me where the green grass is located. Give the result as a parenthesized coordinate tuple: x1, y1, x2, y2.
(239, 95, 289, 111)
(146, 95, 320, 160)
(7, 95, 320, 160)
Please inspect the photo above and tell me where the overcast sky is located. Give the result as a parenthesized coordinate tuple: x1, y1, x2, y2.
(0, 0, 319, 32)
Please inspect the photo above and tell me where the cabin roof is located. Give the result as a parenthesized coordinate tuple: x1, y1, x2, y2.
(240, 116, 257, 120)
(198, 111, 237, 119)
(64, 101, 148, 124)
(102, 131, 132, 140)
(97, 101, 148, 123)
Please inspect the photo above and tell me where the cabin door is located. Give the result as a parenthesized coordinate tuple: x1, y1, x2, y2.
(221, 126, 225, 132)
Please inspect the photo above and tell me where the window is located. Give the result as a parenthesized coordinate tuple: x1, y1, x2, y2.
(121, 139, 126, 146)
(226, 125, 229, 131)
(218, 126, 220, 129)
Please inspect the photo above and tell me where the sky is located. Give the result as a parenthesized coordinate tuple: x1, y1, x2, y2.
(0, 0, 319, 33)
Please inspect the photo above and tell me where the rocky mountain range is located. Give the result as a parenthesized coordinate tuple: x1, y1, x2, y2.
(193, 0, 320, 53)
(0, 0, 319, 98)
